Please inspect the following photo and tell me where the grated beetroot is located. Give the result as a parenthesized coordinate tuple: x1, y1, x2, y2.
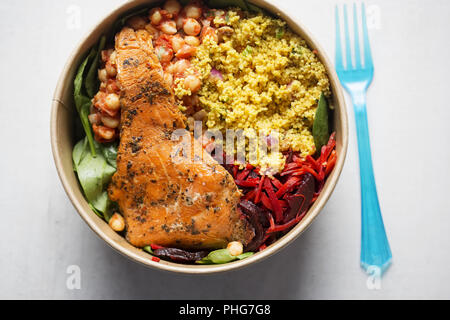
(227, 132, 338, 250)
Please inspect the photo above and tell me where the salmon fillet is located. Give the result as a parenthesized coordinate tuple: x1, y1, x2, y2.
(108, 27, 254, 249)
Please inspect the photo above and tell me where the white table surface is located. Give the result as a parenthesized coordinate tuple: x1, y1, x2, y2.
(1, 0, 449, 299)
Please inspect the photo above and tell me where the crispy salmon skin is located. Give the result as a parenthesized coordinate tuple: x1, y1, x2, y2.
(108, 27, 254, 250)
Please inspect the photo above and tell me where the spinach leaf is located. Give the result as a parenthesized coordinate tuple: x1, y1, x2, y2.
(207, 0, 249, 11)
(85, 35, 106, 98)
(101, 141, 119, 169)
(245, 1, 263, 13)
(196, 248, 254, 264)
(206, 0, 264, 13)
(74, 47, 97, 156)
(73, 137, 117, 215)
(312, 92, 330, 153)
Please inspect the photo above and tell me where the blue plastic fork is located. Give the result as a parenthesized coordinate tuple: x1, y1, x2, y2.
(335, 3, 392, 275)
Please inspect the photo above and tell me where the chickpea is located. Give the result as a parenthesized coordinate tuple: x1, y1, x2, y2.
(163, 0, 181, 15)
(88, 113, 101, 125)
(145, 23, 160, 37)
(101, 115, 120, 128)
(105, 62, 117, 77)
(105, 93, 120, 111)
(185, 4, 202, 19)
(201, 26, 218, 43)
(109, 213, 125, 232)
(127, 15, 147, 30)
(109, 51, 117, 65)
(193, 109, 207, 121)
(98, 68, 108, 83)
(171, 59, 190, 75)
(184, 35, 200, 46)
(183, 18, 201, 36)
(184, 74, 201, 93)
(175, 44, 196, 59)
(163, 72, 173, 87)
(149, 8, 163, 25)
(170, 34, 185, 53)
(106, 80, 119, 94)
(101, 49, 113, 63)
(155, 45, 174, 63)
(227, 241, 243, 256)
(186, 116, 195, 129)
(175, 15, 185, 29)
(160, 20, 177, 34)
(96, 125, 116, 140)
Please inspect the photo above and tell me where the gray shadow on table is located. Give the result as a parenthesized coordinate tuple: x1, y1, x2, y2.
(79, 222, 320, 300)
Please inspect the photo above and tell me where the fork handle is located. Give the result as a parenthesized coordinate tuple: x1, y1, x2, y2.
(351, 92, 392, 275)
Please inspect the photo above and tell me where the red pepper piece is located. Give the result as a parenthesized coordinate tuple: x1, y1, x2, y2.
(275, 176, 300, 198)
(303, 166, 321, 180)
(283, 162, 300, 171)
(236, 167, 251, 181)
(150, 243, 165, 250)
(271, 177, 283, 190)
(325, 150, 337, 176)
(232, 166, 238, 178)
(306, 155, 319, 170)
(264, 178, 283, 223)
(244, 189, 256, 201)
(235, 178, 260, 188)
(151, 257, 161, 262)
(254, 175, 266, 204)
(260, 193, 273, 211)
(266, 211, 308, 233)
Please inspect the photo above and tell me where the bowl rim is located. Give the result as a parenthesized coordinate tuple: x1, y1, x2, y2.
(51, 0, 348, 274)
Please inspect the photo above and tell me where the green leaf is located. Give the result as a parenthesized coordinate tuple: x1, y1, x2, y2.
(242, 45, 253, 56)
(74, 46, 97, 156)
(101, 141, 119, 169)
(236, 252, 254, 259)
(103, 201, 118, 222)
(73, 49, 95, 113)
(72, 137, 87, 169)
(143, 246, 154, 254)
(80, 101, 97, 156)
(312, 92, 330, 153)
(207, 248, 236, 264)
(276, 27, 284, 39)
(73, 137, 117, 215)
(89, 203, 104, 219)
(246, 1, 263, 13)
(85, 35, 106, 98)
(195, 258, 214, 265)
(207, 0, 249, 11)
(196, 248, 254, 264)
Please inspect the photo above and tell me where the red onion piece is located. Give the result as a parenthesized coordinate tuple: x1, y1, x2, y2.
(210, 68, 223, 81)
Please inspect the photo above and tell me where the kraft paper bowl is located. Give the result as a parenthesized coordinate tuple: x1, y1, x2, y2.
(51, 0, 348, 274)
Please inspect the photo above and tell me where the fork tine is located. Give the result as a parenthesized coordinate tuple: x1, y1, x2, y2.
(361, 3, 373, 69)
(343, 4, 353, 69)
(335, 5, 344, 71)
(353, 3, 362, 69)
